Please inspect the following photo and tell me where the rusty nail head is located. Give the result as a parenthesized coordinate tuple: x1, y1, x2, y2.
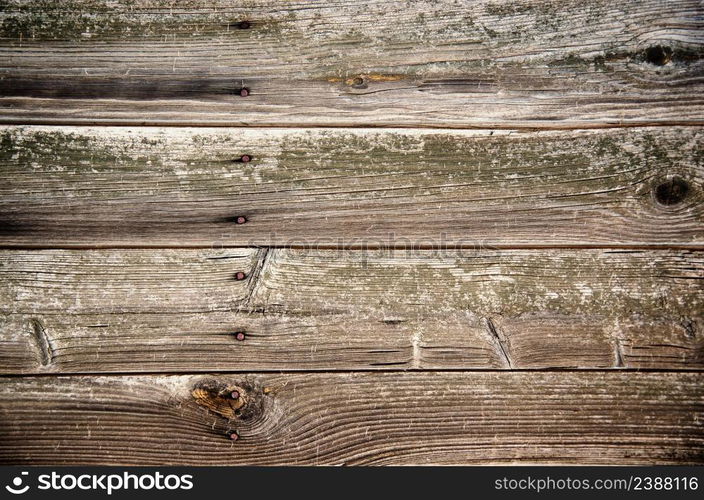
(239, 88, 250, 97)
(235, 271, 246, 280)
(235, 332, 246, 341)
(235, 216, 247, 224)
(240, 154, 251, 163)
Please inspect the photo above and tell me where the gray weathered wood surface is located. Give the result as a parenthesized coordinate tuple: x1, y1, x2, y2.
(1, 248, 701, 373)
(0, 0, 702, 127)
(0, 0, 702, 466)
(0, 372, 700, 465)
(1, 126, 702, 247)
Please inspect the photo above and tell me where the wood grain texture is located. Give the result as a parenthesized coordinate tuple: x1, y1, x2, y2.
(1, 0, 702, 469)
(0, 372, 701, 465)
(1, 126, 702, 247)
(0, 0, 702, 127)
(1, 248, 701, 373)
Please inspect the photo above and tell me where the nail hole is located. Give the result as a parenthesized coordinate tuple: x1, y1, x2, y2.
(234, 331, 246, 341)
(238, 87, 250, 97)
(231, 390, 240, 399)
(238, 20, 251, 30)
(239, 154, 252, 163)
(654, 176, 689, 206)
(235, 216, 247, 225)
(229, 431, 239, 441)
(644, 45, 673, 66)
(235, 271, 247, 280)
(352, 77, 364, 86)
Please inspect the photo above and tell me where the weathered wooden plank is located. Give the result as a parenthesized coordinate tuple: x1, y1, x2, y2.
(1, 126, 702, 247)
(0, 372, 700, 465)
(1, 248, 701, 373)
(0, 0, 702, 127)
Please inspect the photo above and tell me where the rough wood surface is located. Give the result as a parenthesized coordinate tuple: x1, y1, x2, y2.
(1, 248, 701, 373)
(1, 0, 702, 468)
(0, 0, 702, 127)
(0, 372, 700, 465)
(1, 126, 702, 248)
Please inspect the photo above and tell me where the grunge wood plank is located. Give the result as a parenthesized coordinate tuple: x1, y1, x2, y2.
(0, 372, 701, 465)
(1, 126, 702, 248)
(0, 0, 702, 127)
(1, 248, 701, 373)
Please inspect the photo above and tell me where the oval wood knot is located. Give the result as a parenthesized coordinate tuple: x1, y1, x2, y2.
(654, 177, 689, 206)
(192, 378, 263, 422)
(351, 76, 365, 87)
(644, 45, 673, 66)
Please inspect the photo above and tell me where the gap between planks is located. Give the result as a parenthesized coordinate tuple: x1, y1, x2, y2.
(1, 368, 702, 379)
(3, 244, 704, 250)
(1, 119, 704, 130)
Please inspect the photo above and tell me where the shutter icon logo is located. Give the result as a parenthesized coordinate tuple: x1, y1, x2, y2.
(5, 472, 29, 495)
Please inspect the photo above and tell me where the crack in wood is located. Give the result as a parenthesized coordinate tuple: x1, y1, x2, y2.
(30, 318, 54, 367)
(239, 248, 273, 313)
(485, 317, 512, 369)
(381, 318, 406, 325)
(411, 329, 423, 369)
(614, 339, 625, 368)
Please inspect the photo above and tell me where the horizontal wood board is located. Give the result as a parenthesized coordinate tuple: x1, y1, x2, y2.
(1, 126, 702, 247)
(1, 248, 701, 373)
(0, 0, 702, 127)
(0, 372, 701, 465)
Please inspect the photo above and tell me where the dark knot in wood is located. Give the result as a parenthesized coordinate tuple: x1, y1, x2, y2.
(192, 378, 264, 423)
(645, 45, 673, 66)
(654, 177, 689, 206)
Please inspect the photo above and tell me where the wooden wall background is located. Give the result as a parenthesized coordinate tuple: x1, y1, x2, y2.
(0, 0, 702, 465)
